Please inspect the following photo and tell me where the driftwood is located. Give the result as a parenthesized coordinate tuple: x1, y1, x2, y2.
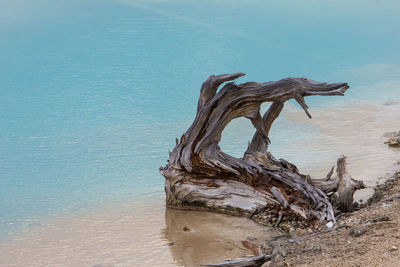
(160, 73, 364, 227)
(201, 254, 271, 267)
(331, 156, 365, 212)
(384, 194, 400, 202)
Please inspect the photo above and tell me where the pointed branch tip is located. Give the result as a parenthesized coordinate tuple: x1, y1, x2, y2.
(294, 94, 312, 119)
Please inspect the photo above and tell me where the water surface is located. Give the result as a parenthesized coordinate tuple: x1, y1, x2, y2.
(1, 0, 400, 265)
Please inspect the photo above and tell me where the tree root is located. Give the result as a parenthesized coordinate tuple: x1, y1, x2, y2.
(161, 73, 364, 228)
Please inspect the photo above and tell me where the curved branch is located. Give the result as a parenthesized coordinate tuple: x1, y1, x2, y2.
(175, 76, 348, 173)
(197, 72, 245, 112)
(246, 101, 284, 155)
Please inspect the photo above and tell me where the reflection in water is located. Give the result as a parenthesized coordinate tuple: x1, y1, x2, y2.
(0, 200, 279, 267)
(164, 208, 280, 267)
(0, 201, 176, 267)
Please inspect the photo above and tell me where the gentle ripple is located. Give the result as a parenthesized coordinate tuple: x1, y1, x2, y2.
(1, 0, 400, 265)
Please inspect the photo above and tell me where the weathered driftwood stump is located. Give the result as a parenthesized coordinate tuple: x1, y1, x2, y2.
(160, 73, 364, 228)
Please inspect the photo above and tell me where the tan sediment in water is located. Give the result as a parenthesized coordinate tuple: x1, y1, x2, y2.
(1, 101, 399, 267)
(0, 200, 280, 267)
(279, 100, 400, 200)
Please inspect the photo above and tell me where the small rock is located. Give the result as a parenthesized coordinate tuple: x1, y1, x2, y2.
(373, 233, 385, 237)
(183, 226, 190, 231)
(349, 226, 367, 237)
(167, 242, 175, 246)
(289, 227, 296, 236)
(389, 246, 398, 252)
(397, 160, 400, 165)
(326, 221, 334, 229)
(385, 131, 400, 146)
(371, 215, 391, 222)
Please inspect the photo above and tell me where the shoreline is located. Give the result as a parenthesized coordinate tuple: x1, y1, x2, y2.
(225, 165, 400, 267)
(1, 163, 399, 267)
(279, 167, 400, 266)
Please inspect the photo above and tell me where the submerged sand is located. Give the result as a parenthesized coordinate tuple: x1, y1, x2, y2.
(281, 100, 400, 181)
(0, 200, 280, 266)
(278, 100, 400, 201)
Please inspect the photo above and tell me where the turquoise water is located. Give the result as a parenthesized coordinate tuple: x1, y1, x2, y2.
(1, 0, 400, 241)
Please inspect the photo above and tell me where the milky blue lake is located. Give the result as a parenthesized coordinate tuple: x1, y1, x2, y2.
(1, 0, 400, 265)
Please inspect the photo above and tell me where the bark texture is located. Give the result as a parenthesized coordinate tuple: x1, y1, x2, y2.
(160, 73, 362, 226)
